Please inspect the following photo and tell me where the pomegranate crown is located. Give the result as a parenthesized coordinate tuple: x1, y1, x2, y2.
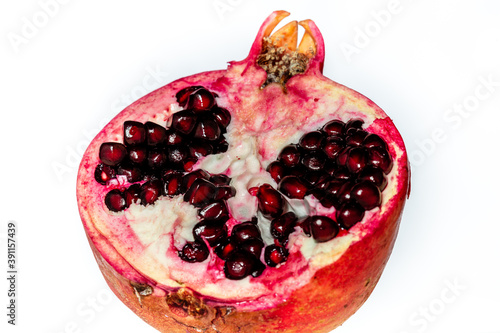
(241, 11, 325, 87)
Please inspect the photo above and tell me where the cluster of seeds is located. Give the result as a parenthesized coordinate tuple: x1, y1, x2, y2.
(95, 86, 231, 212)
(94, 85, 393, 280)
(266, 118, 393, 235)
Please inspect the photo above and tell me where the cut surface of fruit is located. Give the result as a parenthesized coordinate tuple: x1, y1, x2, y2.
(77, 10, 409, 333)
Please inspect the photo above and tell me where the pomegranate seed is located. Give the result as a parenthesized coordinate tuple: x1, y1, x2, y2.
(128, 146, 147, 164)
(270, 212, 297, 241)
(183, 158, 197, 172)
(337, 201, 365, 229)
(299, 131, 325, 150)
(183, 178, 217, 207)
(212, 107, 231, 129)
(323, 137, 345, 159)
(264, 245, 288, 267)
(117, 164, 142, 182)
(324, 162, 338, 176)
(301, 152, 326, 171)
(266, 161, 286, 183)
(325, 179, 345, 197)
(256, 184, 284, 218)
(178, 241, 209, 263)
(279, 175, 309, 199)
(193, 118, 221, 141)
(140, 179, 163, 205)
(99, 142, 127, 166)
(297, 217, 311, 236)
(193, 220, 227, 247)
(345, 118, 364, 131)
(124, 184, 141, 206)
(286, 164, 306, 177)
(346, 129, 368, 146)
(187, 88, 215, 112)
(363, 133, 388, 149)
(198, 201, 229, 220)
(94, 163, 116, 184)
(164, 129, 184, 146)
(332, 167, 352, 181)
(320, 193, 339, 209)
(162, 172, 183, 196)
(307, 188, 326, 201)
(215, 239, 237, 260)
(368, 146, 393, 174)
(251, 260, 266, 278)
(181, 169, 211, 192)
(308, 216, 339, 242)
(351, 181, 381, 210)
(175, 85, 204, 107)
(303, 171, 328, 188)
(337, 181, 355, 203)
(145, 121, 167, 146)
(248, 187, 259, 196)
(167, 146, 189, 166)
(240, 238, 264, 257)
(210, 174, 231, 186)
(358, 165, 387, 191)
(278, 145, 301, 168)
(214, 139, 229, 153)
(224, 250, 258, 280)
(318, 175, 335, 190)
(189, 141, 213, 158)
(231, 222, 262, 243)
(346, 147, 368, 173)
(123, 121, 146, 146)
(214, 185, 236, 200)
(105, 189, 128, 212)
(170, 110, 197, 134)
(147, 149, 168, 170)
(336, 147, 351, 167)
(322, 119, 345, 136)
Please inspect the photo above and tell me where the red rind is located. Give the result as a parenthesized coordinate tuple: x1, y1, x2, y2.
(84, 171, 407, 332)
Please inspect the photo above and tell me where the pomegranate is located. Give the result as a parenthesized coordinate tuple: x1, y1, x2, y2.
(77, 11, 410, 333)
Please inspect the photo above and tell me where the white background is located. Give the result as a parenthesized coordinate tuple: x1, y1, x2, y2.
(2, 0, 500, 332)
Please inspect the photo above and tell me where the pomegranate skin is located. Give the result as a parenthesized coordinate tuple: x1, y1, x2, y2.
(83, 187, 406, 333)
(77, 11, 410, 333)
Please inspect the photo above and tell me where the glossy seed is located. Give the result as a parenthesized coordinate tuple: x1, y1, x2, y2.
(99, 142, 127, 166)
(264, 245, 288, 267)
(279, 175, 309, 199)
(299, 131, 325, 150)
(123, 121, 146, 146)
(270, 212, 297, 241)
(257, 184, 284, 218)
(337, 201, 365, 229)
(308, 215, 339, 242)
(350, 181, 381, 210)
(105, 189, 128, 212)
(178, 241, 209, 263)
(145, 121, 167, 146)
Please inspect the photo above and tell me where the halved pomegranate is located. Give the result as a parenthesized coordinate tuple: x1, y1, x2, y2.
(77, 11, 409, 333)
